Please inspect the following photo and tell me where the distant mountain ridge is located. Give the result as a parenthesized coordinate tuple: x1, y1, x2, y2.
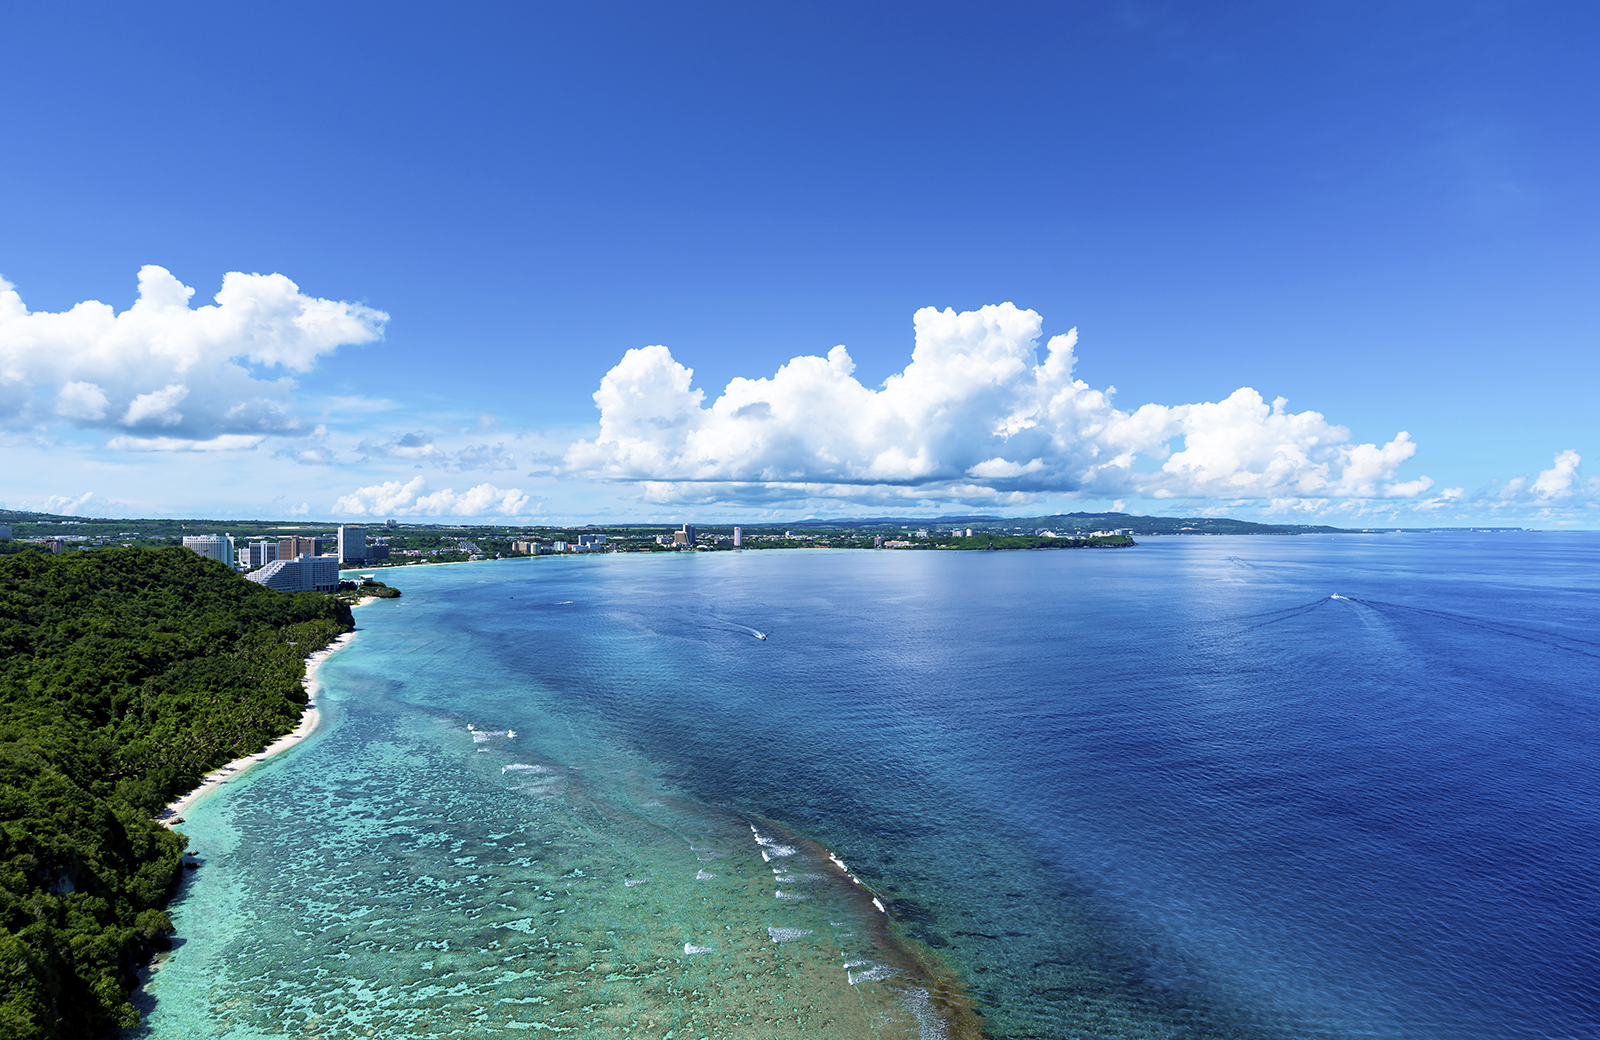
(806, 513, 1526, 535)
(0, 508, 1525, 536)
(806, 513, 1351, 535)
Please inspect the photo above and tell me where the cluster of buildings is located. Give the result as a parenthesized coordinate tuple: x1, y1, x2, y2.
(507, 525, 751, 554)
(14, 536, 78, 553)
(650, 525, 742, 549)
(510, 534, 608, 555)
(243, 553, 340, 593)
(181, 526, 389, 594)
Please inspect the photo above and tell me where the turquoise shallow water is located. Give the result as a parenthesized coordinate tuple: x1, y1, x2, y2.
(134, 560, 962, 1039)
(134, 537, 1600, 1039)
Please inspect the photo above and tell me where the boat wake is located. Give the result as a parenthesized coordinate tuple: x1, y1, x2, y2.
(1226, 596, 1334, 632)
(702, 619, 770, 641)
(1349, 595, 1600, 659)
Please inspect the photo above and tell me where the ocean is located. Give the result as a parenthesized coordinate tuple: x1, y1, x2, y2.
(132, 534, 1600, 1039)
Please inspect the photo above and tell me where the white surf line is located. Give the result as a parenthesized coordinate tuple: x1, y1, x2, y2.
(750, 825, 797, 861)
(828, 851, 873, 889)
(753, 823, 890, 915)
(156, 631, 356, 825)
(848, 963, 896, 986)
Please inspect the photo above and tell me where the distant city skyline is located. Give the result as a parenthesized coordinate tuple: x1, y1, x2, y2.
(2, 4, 1596, 527)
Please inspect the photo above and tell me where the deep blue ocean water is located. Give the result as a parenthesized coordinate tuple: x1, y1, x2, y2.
(135, 535, 1600, 1039)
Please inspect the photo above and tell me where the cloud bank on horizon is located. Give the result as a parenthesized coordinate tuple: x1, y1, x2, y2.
(3, 271, 1593, 524)
(566, 303, 1437, 510)
(0, 265, 386, 449)
(331, 476, 532, 517)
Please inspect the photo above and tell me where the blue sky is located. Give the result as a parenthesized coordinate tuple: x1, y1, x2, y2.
(2, 2, 1596, 526)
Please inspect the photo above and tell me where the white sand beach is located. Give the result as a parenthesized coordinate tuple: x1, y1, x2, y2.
(156, 630, 356, 826)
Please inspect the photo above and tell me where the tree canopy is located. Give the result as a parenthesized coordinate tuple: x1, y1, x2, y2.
(0, 547, 352, 1037)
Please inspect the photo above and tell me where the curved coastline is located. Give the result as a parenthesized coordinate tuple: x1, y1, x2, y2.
(155, 627, 357, 825)
(142, 573, 990, 1038)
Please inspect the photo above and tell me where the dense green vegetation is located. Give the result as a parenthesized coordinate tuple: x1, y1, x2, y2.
(347, 578, 402, 600)
(934, 533, 1134, 549)
(0, 547, 352, 1038)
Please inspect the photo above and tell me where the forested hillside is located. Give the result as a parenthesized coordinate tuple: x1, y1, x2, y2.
(0, 547, 353, 1038)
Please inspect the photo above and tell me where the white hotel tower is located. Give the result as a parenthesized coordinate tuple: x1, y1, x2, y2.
(182, 533, 235, 566)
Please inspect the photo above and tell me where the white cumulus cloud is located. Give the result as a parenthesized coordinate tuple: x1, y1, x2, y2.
(1529, 449, 1584, 499)
(1486, 450, 1598, 509)
(43, 491, 112, 516)
(56, 381, 110, 421)
(332, 476, 533, 517)
(566, 302, 1432, 505)
(0, 265, 387, 446)
(105, 433, 265, 452)
(1398, 451, 1598, 524)
(122, 383, 189, 427)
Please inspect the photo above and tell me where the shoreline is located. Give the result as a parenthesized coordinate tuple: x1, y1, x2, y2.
(155, 630, 356, 825)
(351, 556, 502, 573)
